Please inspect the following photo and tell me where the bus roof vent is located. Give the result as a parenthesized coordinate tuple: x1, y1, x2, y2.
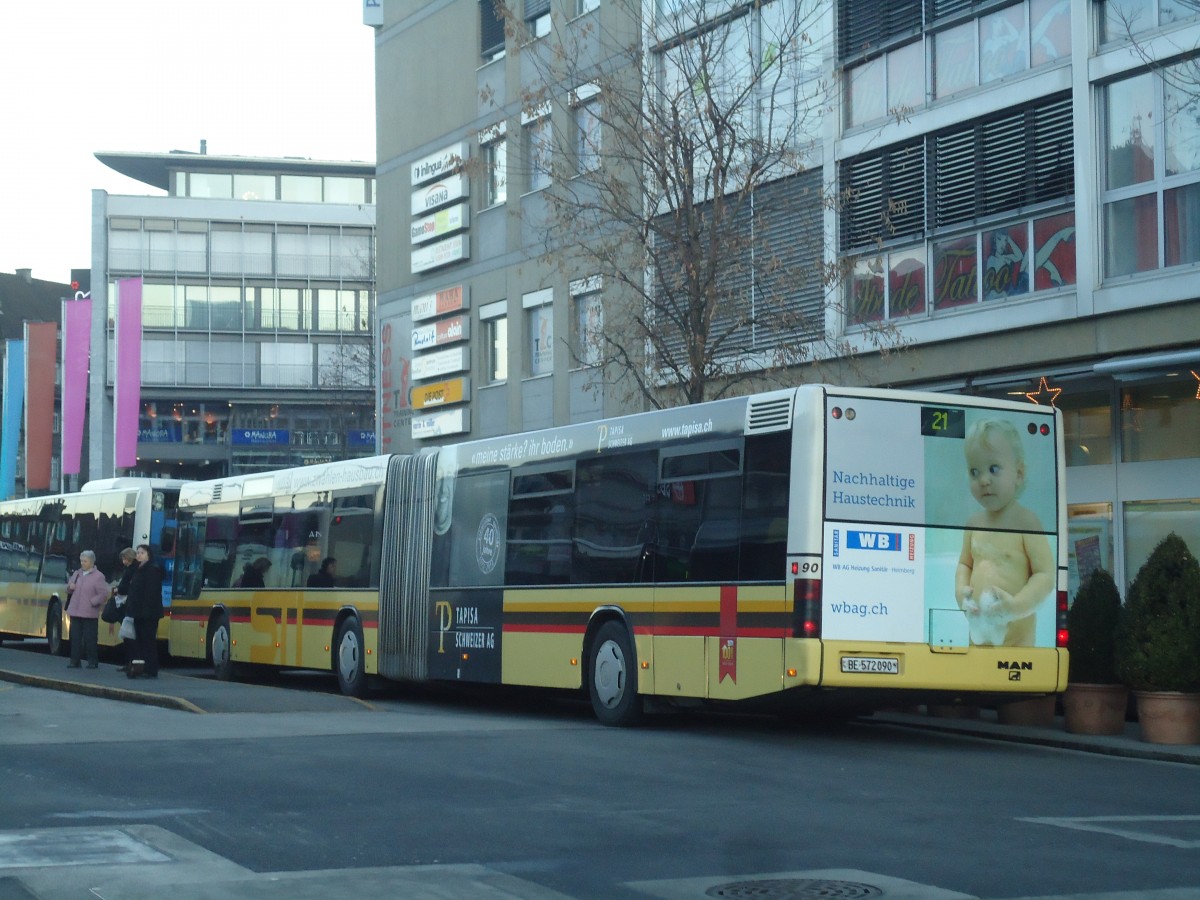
(746, 394, 793, 433)
(212, 484, 223, 502)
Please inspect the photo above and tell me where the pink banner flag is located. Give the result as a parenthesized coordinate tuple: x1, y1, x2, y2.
(61, 299, 92, 475)
(114, 278, 143, 469)
(24, 322, 57, 491)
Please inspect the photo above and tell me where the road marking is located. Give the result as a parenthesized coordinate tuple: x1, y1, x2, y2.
(1020, 814, 1200, 848)
(0, 828, 170, 869)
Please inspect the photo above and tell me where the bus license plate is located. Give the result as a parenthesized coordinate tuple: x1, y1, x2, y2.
(841, 656, 899, 674)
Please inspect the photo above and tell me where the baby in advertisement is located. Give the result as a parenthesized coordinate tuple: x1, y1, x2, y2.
(954, 419, 1055, 647)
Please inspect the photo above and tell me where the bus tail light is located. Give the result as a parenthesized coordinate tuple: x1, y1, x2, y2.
(1056, 590, 1069, 648)
(794, 578, 822, 638)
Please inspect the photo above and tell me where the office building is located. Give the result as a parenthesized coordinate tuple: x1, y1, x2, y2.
(91, 149, 377, 480)
(372, 1, 1200, 591)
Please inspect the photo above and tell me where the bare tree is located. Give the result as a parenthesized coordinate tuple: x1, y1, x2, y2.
(488, 0, 906, 408)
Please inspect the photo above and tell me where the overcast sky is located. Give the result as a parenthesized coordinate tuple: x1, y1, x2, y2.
(0, 0, 377, 285)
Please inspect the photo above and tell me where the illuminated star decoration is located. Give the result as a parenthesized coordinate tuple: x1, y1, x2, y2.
(1025, 376, 1062, 406)
(1191, 370, 1200, 400)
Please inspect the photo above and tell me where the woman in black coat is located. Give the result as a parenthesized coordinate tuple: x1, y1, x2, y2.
(109, 547, 137, 672)
(125, 544, 164, 679)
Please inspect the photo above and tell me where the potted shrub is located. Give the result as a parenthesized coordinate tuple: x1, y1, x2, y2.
(1114, 533, 1200, 744)
(1061, 569, 1127, 735)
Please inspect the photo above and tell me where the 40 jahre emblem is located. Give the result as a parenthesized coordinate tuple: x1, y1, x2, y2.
(476, 512, 499, 574)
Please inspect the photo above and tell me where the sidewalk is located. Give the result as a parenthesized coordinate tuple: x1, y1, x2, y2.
(868, 707, 1200, 766)
(2, 642, 1198, 763)
(0, 643, 371, 714)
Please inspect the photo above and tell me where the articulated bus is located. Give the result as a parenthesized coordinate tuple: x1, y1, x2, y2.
(0, 479, 182, 654)
(168, 385, 1068, 724)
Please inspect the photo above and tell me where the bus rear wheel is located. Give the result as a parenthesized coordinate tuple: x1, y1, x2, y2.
(47, 602, 66, 657)
(588, 620, 642, 726)
(334, 616, 367, 699)
(209, 612, 235, 681)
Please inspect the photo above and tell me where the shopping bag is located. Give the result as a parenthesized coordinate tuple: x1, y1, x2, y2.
(101, 594, 122, 624)
(119, 616, 136, 640)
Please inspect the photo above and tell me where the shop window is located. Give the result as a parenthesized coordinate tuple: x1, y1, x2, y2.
(1067, 503, 1114, 601)
(1120, 377, 1200, 462)
(1060, 389, 1114, 467)
(1123, 498, 1200, 592)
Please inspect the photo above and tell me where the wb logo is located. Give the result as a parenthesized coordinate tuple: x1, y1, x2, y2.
(846, 531, 901, 551)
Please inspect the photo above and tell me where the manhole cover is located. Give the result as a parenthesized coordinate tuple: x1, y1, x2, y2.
(706, 880, 884, 899)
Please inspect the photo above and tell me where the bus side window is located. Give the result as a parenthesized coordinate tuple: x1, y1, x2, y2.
(740, 432, 791, 581)
(574, 451, 656, 584)
(328, 491, 378, 588)
(507, 467, 574, 586)
(174, 512, 205, 601)
(203, 502, 239, 589)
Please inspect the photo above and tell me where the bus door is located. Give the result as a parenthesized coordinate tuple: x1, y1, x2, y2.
(654, 441, 743, 700)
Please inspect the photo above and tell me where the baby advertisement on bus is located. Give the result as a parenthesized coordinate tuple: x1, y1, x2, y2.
(823, 399, 1058, 649)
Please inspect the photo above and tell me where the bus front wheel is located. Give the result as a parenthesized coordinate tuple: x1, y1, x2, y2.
(209, 612, 235, 681)
(334, 616, 367, 699)
(588, 620, 642, 726)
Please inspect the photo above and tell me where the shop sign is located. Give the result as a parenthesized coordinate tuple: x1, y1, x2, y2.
(411, 377, 469, 410)
(412, 407, 470, 440)
(233, 428, 289, 445)
(411, 315, 468, 351)
(410, 173, 468, 216)
(411, 203, 469, 245)
(411, 142, 469, 186)
(411, 346, 467, 381)
(411, 235, 469, 274)
(412, 285, 466, 322)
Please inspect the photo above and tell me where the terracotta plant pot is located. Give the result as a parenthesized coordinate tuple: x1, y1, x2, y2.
(1062, 683, 1128, 735)
(997, 695, 1056, 727)
(1133, 690, 1200, 745)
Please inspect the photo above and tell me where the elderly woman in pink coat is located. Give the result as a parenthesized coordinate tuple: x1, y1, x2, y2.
(66, 550, 108, 669)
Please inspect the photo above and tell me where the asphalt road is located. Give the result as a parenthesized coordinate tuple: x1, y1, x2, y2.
(0, 644, 1198, 899)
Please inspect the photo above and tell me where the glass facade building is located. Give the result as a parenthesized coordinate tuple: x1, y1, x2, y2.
(90, 151, 377, 480)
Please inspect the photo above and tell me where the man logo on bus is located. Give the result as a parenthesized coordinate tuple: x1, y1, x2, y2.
(477, 513, 499, 574)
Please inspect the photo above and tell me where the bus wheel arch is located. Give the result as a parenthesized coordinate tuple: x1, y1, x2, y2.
(207, 608, 235, 682)
(585, 612, 642, 727)
(333, 611, 368, 699)
(47, 597, 67, 657)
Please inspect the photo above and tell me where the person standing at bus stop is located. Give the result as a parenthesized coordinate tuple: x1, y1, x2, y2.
(108, 547, 137, 672)
(65, 550, 108, 669)
(125, 544, 164, 679)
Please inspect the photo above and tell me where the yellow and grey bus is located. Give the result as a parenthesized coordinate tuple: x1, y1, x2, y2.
(168, 385, 1068, 724)
(0, 478, 182, 654)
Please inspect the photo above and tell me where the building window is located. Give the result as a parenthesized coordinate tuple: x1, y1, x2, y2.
(481, 300, 508, 384)
(573, 88, 601, 174)
(577, 0, 598, 14)
(842, 94, 1076, 324)
(262, 343, 313, 387)
(280, 175, 323, 203)
(1103, 61, 1200, 278)
(234, 173, 276, 201)
(526, 0, 551, 38)
(1121, 376, 1200, 463)
(189, 173, 232, 199)
(842, 0, 1072, 129)
(570, 278, 603, 367)
(1101, 0, 1200, 43)
(525, 108, 552, 191)
(480, 0, 506, 59)
(481, 123, 508, 206)
(524, 288, 553, 376)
